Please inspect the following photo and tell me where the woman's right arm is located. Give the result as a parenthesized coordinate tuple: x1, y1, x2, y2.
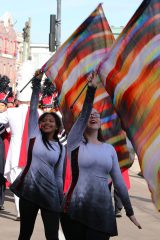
(67, 85, 96, 152)
(110, 146, 142, 229)
(28, 71, 43, 138)
(110, 147, 134, 216)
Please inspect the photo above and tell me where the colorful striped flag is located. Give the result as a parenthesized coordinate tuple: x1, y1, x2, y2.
(42, 4, 114, 124)
(99, 0, 160, 210)
(42, 4, 132, 190)
(94, 91, 131, 169)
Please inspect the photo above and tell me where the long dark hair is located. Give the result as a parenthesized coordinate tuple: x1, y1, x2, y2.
(39, 112, 63, 168)
(38, 112, 62, 149)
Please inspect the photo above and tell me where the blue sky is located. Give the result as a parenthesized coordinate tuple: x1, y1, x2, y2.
(0, 0, 143, 44)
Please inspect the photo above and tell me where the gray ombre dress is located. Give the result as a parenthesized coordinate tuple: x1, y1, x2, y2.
(64, 86, 134, 236)
(11, 83, 65, 212)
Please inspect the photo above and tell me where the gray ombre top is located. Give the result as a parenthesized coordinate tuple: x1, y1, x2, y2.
(11, 84, 65, 212)
(64, 86, 134, 236)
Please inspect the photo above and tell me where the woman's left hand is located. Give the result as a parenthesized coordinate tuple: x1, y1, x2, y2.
(87, 70, 98, 88)
(34, 69, 44, 80)
(129, 215, 142, 229)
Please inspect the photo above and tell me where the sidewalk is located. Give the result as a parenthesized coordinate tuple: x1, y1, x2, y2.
(130, 155, 141, 175)
(0, 158, 160, 240)
(0, 190, 65, 240)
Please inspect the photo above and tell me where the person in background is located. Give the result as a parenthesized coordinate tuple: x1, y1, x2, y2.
(0, 60, 35, 220)
(0, 75, 10, 211)
(40, 77, 57, 112)
(41, 95, 55, 112)
(0, 121, 6, 211)
(0, 100, 7, 113)
(61, 71, 141, 240)
(11, 70, 65, 240)
(7, 87, 15, 108)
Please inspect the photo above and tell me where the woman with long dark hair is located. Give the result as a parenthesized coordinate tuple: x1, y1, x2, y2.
(61, 72, 141, 240)
(11, 71, 65, 240)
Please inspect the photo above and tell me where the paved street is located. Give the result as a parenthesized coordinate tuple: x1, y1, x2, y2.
(0, 159, 160, 240)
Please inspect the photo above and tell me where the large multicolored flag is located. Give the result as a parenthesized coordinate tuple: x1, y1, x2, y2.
(42, 3, 114, 126)
(42, 4, 131, 190)
(94, 93, 131, 169)
(98, 0, 160, 210)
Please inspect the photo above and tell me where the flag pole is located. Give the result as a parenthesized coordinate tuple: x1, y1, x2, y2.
(70, 70, 97, 109)
(20, 69, 44, 93)
(20, 77, 33, 93)
(70, 82, 88, 109)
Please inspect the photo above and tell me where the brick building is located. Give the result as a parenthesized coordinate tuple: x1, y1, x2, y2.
(0, 13, 18, 88)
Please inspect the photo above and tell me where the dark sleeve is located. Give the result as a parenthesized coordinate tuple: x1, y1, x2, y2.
(110, 146, 134, 217)
(28, 79, 41, 138)
(0, 124, 5, 136)
(67, 86, 96, 152)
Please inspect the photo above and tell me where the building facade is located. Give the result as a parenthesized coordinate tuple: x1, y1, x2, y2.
(0, 13, 17, 88)
(30, 43, 53, 70)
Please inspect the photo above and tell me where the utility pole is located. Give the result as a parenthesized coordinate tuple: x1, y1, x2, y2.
(49, 0, 61, 52)
(49, 14, 56, 52)
(56, 0, 61, 50)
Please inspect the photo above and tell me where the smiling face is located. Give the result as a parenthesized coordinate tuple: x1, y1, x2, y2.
(86, 108, 101, 130)
(39, 113, 57, 135)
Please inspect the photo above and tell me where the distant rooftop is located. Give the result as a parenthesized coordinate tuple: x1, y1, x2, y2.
(0, 12, 13, 28)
